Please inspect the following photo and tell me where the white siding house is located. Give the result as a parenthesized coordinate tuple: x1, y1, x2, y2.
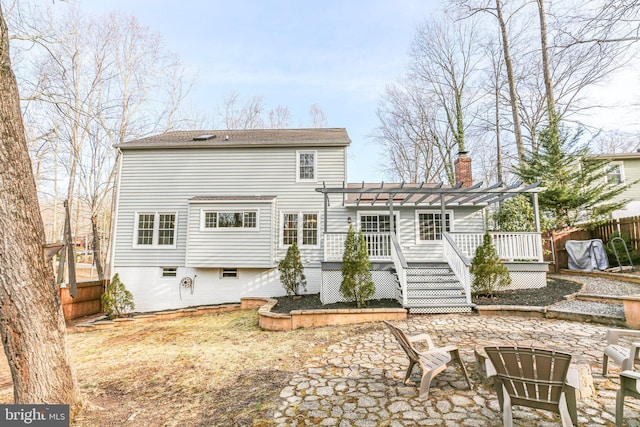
(112, 128, 546, 313)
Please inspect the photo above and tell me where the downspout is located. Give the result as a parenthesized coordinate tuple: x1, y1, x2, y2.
(108, 148, 124, 278)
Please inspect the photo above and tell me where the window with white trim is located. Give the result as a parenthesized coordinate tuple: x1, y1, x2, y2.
(202, 210, 257, 229)
(417, 211, 452, 241)
(606, 162, 624, 184)
(359, 213, 398, 233)
(134, 212, 177, 247)
(302, 213, 318, 245)
(281, 212, 319, 246)
(296, 150, 317, 181)
(282, 213, 298, 245)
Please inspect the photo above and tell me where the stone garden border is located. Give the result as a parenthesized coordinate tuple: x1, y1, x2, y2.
(71, 297, 407, 332)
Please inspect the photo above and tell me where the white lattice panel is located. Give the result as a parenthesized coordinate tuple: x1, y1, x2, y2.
(320, 270, 397, 304)
(409, 306, 473, 314)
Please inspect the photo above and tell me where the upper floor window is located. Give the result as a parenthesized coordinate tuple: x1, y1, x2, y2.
(281, 212, 319, 247)
(135, 212, 177, 247)
(202, 211, 257, 229)
(416, 211, 452, 241)
(606, 162, 624, 184)
(296, 150, 317, 182)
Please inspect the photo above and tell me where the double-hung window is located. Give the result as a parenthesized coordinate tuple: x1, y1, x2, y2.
(135, 212, 177, 247)
(281, 212, 319, 247)
(416, 211, 452, 241)
(359, 213, 398, 234)
(296, 150, 317, 182)
(606, 163, 624, 184)
(202, 211, 258, 229)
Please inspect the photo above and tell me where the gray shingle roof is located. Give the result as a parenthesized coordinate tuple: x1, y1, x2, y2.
(188, 195, 277, 202)
(115, 128, 351, 149)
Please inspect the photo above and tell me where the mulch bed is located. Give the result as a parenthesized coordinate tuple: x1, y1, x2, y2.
(270, 277, 582, 314)
(472, 277, 582, 306)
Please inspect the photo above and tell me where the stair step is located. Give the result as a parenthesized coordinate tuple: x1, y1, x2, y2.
(404, 302, 475, 308)
(407, 270, 453, 276)
(407, 263, 450, 268)
(407, 288, 462, 295)
(408, 295, 466, 301)
(407, 277, 457, 283)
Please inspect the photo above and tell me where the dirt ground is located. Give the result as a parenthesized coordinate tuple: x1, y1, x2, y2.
(0, 311, 378, 426)
(0, 277, 583, 425)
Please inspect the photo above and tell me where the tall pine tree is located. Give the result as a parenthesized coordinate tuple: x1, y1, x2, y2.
(516, 117, 629, 229)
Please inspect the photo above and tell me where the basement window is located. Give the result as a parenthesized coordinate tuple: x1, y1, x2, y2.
(221, 268, 238, 278)
(162, 267, 177, 277)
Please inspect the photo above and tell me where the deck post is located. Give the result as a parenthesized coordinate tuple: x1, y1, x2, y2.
(532, 192, 541, 233)
(389, 193, 394, 233)
(440, 194, 446, 233)
(323, 193, 328, 233)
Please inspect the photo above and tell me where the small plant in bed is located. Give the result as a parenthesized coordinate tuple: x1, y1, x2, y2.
(278, 241, 307, 297)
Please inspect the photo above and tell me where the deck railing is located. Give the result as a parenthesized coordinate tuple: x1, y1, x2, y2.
(390, 232, 408, 306)
(442, 232, 472, 304)
(449, 232, 543, 262)
(323, 232, 391, 261)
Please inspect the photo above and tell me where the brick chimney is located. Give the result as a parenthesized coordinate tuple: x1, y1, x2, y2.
(454, 151, 473, 188)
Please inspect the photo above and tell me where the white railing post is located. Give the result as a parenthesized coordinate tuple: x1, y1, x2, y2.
(442, 232, 472, 304)
(450, 232, 544, 262)
(324, 232, 392, 261)
(390, 232, 408, 307)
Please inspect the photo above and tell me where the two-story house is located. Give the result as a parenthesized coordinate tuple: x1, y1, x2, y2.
(112, 128, 546, 313)
(590, 151, 640, 219)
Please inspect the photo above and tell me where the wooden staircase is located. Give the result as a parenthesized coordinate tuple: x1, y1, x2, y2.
(396, 263, 474, 314)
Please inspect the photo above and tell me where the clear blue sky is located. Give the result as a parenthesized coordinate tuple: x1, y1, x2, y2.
(78, 0, 440, 182)
(77, 1, 640, 182)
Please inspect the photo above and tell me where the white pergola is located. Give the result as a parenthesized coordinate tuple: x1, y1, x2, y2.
(316, 181, 543, 233)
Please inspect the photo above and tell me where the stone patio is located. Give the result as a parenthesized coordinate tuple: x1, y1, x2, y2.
(274, 314, 640, 426)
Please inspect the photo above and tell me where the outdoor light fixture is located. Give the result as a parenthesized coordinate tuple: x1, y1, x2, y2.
(347, 217, 352, 224)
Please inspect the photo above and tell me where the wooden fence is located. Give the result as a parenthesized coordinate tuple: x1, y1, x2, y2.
(543, 216, 640, 272)
(59, 280, 106, 321)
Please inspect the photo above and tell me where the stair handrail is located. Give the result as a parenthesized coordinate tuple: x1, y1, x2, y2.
(390, 231, 408, 307)
(442, 232, 472, 304)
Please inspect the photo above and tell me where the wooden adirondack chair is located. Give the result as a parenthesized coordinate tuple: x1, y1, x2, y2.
(485, 346, 577, 427)
(383, 320, 471, 398)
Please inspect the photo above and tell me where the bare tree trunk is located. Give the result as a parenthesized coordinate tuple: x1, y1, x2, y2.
(536, 0, 556, 121)
(91, 214, 104, 280)
(0, 5, 81, 413)
(495, 83, 503, 183)
(496, 0, 525, 163)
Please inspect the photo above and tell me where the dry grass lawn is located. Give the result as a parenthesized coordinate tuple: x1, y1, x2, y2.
(0, 310, 379, 426)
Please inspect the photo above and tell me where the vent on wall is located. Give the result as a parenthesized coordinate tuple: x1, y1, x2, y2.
(193, 134, 217, 141)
